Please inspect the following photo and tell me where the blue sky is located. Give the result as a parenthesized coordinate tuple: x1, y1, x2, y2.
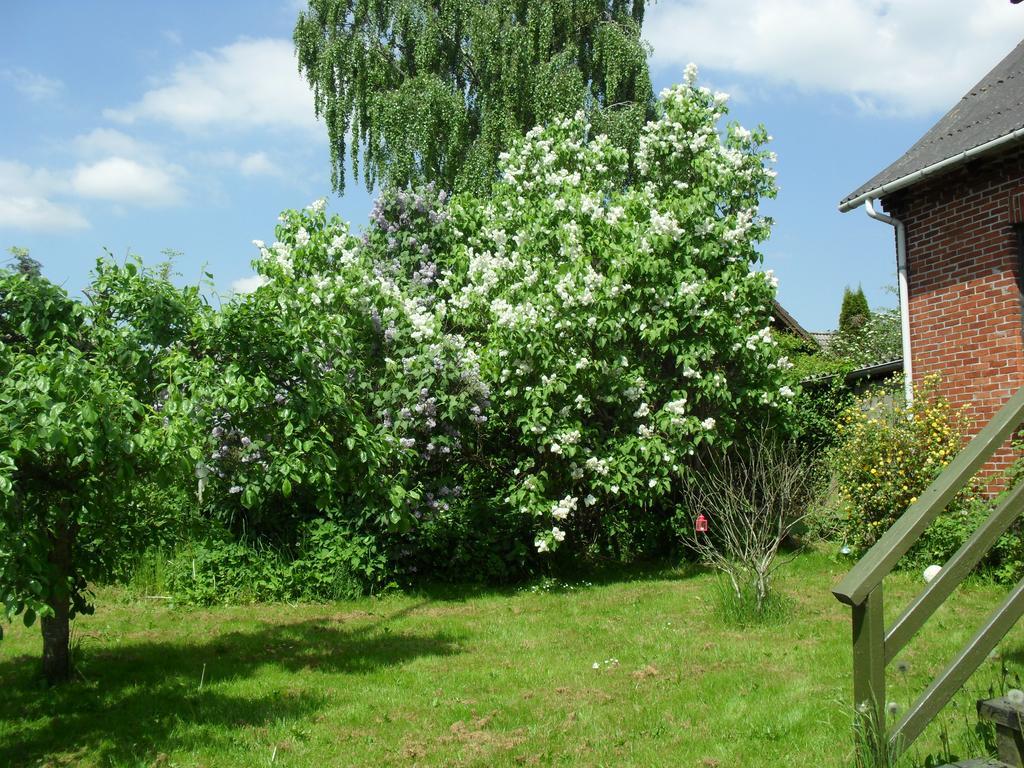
(2, 1, 1023, 330)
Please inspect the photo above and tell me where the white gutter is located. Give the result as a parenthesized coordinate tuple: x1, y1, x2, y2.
(863, 199, 914, 406)
(838, 127, 1024, 213)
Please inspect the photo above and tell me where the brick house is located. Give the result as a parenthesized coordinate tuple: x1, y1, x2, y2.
(839, 38, 1024, 471)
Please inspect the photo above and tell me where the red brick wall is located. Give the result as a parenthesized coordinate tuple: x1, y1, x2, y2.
(883, 146, 1024, 475)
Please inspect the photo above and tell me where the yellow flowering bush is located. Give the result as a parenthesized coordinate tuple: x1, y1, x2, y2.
(826, 377, 985, 566)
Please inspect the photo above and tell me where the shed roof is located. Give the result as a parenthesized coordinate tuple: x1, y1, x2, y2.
(839, 38, 1024, 210)
(771, 300, 815, 345)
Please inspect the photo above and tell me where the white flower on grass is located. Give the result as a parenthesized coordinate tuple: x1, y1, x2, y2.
(886, 701, 901, 717)
(592, 662, 600, 670)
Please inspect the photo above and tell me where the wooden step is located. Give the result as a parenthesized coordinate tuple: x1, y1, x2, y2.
(935, 760, 1011, 768)
(979, 698, 1024, 731)
(977, 697, 1024, 767)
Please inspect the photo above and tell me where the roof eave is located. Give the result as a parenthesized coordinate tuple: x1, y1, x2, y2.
(838, 126, 1024, 213)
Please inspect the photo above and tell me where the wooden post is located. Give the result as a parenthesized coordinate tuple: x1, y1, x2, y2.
(853, 585, 886, 754)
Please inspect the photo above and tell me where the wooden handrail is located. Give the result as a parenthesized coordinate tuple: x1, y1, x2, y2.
(836, 385, 1024, 761)
(884, 481, 1024, 663)
(890, 576, 1024, 751)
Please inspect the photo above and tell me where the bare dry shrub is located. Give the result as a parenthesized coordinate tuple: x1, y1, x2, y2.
(683, 427, 816, 615)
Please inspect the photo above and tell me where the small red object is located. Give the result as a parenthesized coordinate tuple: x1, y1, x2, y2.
(695, 513, 708, 533)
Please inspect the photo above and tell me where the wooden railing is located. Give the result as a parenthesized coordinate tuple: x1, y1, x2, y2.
(833, 386, 1024, 758)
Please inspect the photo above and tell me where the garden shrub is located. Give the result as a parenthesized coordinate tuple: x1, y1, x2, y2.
(166, 537, 292, 605)
(825, 377, 985, 569)
(167, 66, 792, 588)
(143, 522, 387, 606)
(982, 439, 1024, 584)
(680, 425, 816, 619)
(826, 305, 901, 369)
(290, 518, 389, 600)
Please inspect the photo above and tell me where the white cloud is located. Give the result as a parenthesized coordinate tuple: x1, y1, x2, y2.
(71, 157, 185, 207)
(231, 274, 269, 294)
(104, 38, 320, 134)
(0, 161, 88, 232)
(645, 0, 1024, 115)
(72, 128, 160, 163)
(0, 161, 65, 197)
(0, 196, 89, 232)
(238, 151, 281, 177)
(195, 149, 283, 177)
(1, 68, 63, 101)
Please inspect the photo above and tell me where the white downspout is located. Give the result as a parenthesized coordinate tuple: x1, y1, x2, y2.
(863, 199, 913, 405)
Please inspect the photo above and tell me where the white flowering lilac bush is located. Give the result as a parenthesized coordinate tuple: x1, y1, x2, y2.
(183, 68, 794, 588)
(446, 67, 793, 557)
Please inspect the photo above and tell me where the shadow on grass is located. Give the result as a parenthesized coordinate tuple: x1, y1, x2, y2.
(409, 556, 706, 603)
(0, 604, 460, 766)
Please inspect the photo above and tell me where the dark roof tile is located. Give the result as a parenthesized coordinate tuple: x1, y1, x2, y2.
(840, 38, 1024, 208)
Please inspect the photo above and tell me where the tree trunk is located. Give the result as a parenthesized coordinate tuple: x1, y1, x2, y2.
(755, 571, 769, 614)
(41, 514, 72, 685)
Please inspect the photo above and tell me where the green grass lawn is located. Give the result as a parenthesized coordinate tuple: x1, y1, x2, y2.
(2, 549, 1023, 767)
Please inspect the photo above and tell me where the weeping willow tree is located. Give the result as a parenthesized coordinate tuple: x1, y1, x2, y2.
(294, 0, 654, 193)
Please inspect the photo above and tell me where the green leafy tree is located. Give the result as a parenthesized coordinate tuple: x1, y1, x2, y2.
(5, 246, 42, 278)
(838, 285, 870, 336)
(293, 0, 653, 193)
(0, 259, 201, 683)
